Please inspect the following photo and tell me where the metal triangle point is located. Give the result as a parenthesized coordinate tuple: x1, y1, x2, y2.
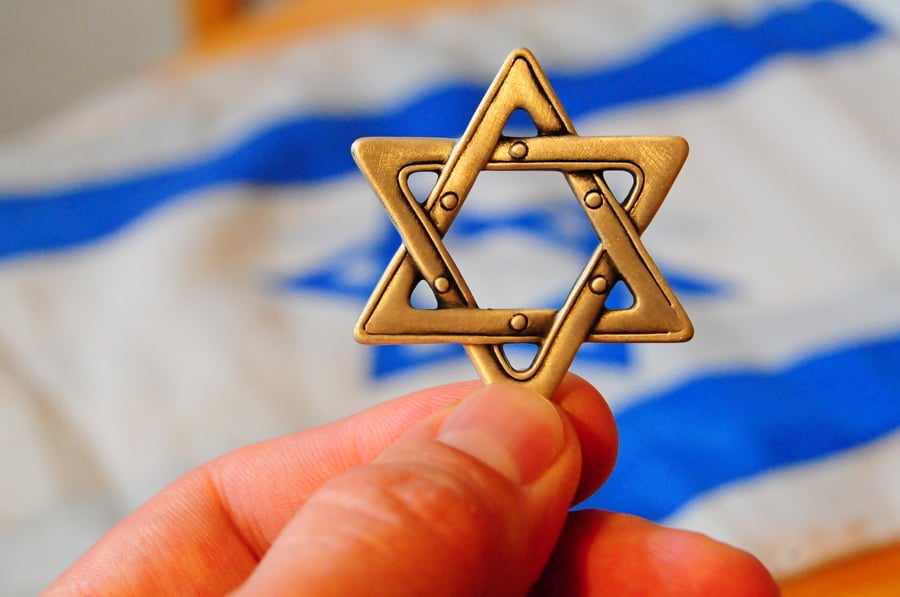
(352, 48, 692, 397)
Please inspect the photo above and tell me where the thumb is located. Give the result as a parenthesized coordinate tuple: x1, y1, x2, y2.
(231, 383, 583, 597)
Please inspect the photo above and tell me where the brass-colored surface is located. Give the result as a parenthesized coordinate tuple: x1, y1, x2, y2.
(352, 48, 692, 397)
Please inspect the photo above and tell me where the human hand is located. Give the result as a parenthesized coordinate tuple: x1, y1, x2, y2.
(44, 376, 777, 596)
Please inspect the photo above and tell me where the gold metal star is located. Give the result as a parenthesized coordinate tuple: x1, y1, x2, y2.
(352, 48, 692, 397)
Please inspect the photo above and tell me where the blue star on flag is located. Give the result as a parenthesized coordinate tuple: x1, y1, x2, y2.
(287, 199, 721, 378)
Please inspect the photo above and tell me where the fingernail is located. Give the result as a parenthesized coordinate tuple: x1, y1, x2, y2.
(437, 383, 566, 485)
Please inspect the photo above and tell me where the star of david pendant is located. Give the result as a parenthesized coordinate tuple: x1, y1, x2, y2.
(352, 48, 692, 398)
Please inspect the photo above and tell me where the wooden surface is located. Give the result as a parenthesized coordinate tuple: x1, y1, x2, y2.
(175, 1, 900, 594)
(179, 0, 515, 60)
(781, 541, 900, 597)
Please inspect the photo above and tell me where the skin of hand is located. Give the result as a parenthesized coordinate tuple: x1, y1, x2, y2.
(43, 375, 778, 596)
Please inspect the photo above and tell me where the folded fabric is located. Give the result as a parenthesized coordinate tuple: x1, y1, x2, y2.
(0, 0, 897, 593)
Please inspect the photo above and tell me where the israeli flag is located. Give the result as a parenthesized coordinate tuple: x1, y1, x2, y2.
(1, 0, 897, 593)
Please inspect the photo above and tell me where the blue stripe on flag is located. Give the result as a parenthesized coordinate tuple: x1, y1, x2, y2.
(579, 331, 900, 520)
(0, 1, 881, 261)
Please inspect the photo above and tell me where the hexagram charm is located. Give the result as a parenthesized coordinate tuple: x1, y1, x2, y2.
(352, 48, 692, 398)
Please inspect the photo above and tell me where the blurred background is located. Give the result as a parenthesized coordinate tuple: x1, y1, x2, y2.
(1, 1, 898, 595)
(0, 2, 180, 136)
